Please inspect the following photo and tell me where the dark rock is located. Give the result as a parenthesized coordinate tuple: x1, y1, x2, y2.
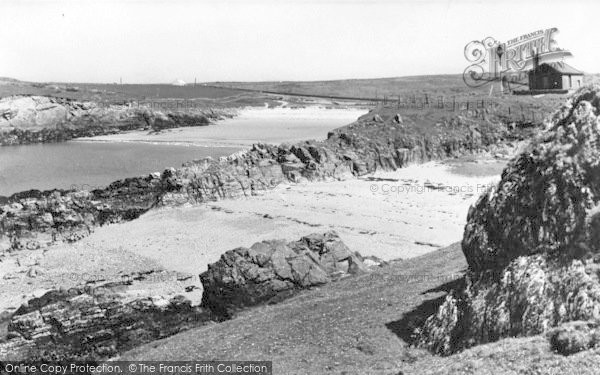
(549, 321, 600, 355)
(200, 231, 367, 318)
(291, 146, 314, 163)
(0, 285, 211, 360)
(415, 87, 600, 355)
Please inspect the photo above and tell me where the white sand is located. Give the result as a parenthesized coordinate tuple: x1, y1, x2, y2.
(81, 162, 500, 271)
(0, 160, 504, 311)
(0, 103, 509, 312)
(74, 106, 368, 147)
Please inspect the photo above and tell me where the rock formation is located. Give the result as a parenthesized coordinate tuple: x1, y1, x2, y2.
(415, 86, 600, 355)
(0, 99, 533, 254)
(0, 232, 370, 360)
(200, 231, 368, 317)
(0, 95, 231, 146)
(549, 321, 600, 355)
(0, 284, 211, 360)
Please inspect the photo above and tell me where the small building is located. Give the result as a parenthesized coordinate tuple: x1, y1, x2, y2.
(528, 61, 584, 91)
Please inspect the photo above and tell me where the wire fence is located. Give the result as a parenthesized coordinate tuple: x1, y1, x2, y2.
(375, 94, 549, 124)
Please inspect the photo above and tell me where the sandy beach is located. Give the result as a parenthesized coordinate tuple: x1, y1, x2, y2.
(0, 159, 504, 312)
(74, 105, 368, 147)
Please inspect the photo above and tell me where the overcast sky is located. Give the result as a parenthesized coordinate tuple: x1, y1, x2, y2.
(1, 0, 598, 83)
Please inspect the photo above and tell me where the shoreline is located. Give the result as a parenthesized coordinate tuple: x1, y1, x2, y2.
(0, 95, 236, 147)
(71, 105, 368, 147)
(0, 95, 535, 361)
(0, 159, 504, 313)
(0, 104, 367, 196)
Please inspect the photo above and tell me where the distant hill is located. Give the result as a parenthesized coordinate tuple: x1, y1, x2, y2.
(208, 73, 600, 100)
(1, 73, 597, 103)
(0, 77, 23, 84)
(207, 75, 498, 99)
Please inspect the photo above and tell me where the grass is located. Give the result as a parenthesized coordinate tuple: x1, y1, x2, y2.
(208, 74, 600, 100)
(208, 75, 600, 126)
(116, 242, 600, 374)
(0, 78, 277, 108)
(4, 74, 598, 372)
(3, 75, 589, 116)
(208, 75, 491, 98)
(118, 243, 468, 374)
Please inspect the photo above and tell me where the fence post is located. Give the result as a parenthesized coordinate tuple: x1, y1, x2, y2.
(520, 104, 524, 121)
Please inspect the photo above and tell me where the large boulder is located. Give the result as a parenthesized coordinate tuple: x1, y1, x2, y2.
(200, 231, 368, 317)
(415, 86, 600, 355)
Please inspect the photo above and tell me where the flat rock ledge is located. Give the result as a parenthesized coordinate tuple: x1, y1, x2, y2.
(0, 284, 211, 360)
(414, 86, 600, 355)
(200, 231, 372, 318)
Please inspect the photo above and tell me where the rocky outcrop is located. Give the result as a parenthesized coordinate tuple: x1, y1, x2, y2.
(200, 231, 368, 317)
(0, 95, 232, 146)
(0, 100, 532, 254)
(414, 86, 600, 355)
(0, 284, 211, 360)
(0, 143, 351, 253)
(549, 321, 600, 355)
(0, 232, 376, 360)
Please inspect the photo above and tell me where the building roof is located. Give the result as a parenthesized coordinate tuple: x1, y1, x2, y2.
(533, 62, 584, 75)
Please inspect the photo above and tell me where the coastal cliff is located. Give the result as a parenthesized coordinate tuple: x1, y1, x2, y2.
(415, 86, 600, 356)
(0, 95, 233, 146)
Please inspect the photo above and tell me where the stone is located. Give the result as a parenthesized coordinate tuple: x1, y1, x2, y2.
(200, 231, 367, 318)
(291, 146, 314, 163)
(1, 96, 519, 253)
(0, 284, 210, 359)
(26, 266, 43, 278)
(549, 321, 600, 355)
(0, 95, 230, 146)
(415, 87, 600, 355)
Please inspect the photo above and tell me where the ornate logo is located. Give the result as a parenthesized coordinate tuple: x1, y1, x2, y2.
(463, 28, 573, 88)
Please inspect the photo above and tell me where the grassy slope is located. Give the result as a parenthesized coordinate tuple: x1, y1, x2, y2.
(118, 242, 600, 374)
(209, 74, 598, 98)
(209, 75, 488, 98)
(117, 244, 600, 374)
(118, 243, 466, 373)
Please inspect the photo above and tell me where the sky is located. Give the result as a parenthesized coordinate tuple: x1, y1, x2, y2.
(1, 0, 598, 83)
